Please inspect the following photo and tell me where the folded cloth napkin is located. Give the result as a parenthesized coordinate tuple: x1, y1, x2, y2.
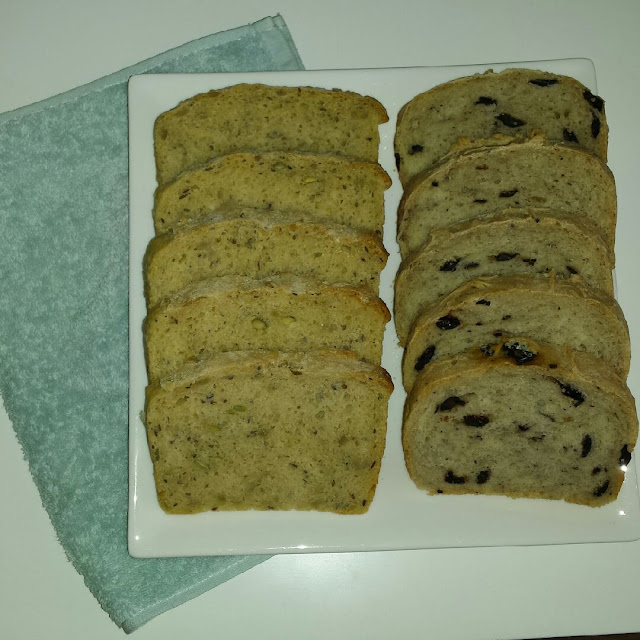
(0, 15, 303, 633)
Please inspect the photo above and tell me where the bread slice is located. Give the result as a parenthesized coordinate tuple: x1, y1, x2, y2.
(144, 276, 391, 381)
(154, 83, 389, 185)
(403, 274, 630, 391)
(402, 337, 638, 506)
(145, 349, 393, 514)
(393, 210, 614, 345)
(394, 68, 608, 185)
(152, 151, 391, 234)
(143, 209, 389, 307)
(397, 136, 617, 257)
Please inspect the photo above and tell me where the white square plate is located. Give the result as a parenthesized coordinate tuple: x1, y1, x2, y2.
(128, 59, 640, 557)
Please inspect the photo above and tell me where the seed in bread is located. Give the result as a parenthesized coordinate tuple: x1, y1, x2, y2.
(402, 274, 630, 391)
(397, 136, 617, 257)
(394, 210, 614, 345)
(144, 209, 388, 307)
(154, 83, 389, 185)
(152, 151, 391, 235)
(394, 68, 608, 184)
(145, 350, 393, 514)
(402, 338, 638, 506)
(144, 276, 391, 381)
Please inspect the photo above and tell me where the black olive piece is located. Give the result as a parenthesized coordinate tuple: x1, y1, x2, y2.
(463, 414, 490, 427)
(414, 345, 436, 372)
(475, 96, 497, 105)
(566, 265, 578, 275)
(548, 363, 558, 369)
(592, 466, 602, 475)
(474, 198, 488, 204)
(581, 435, 593, 458)
(436, 396, 466, 413)
(502, 315, 511, 320)
(444, 470, 467, 484)
(499, 188, 518, 198)
(480, 344, 495, 357)
(591, 113, 601, 138)
(476, 469, 491, 484)
(496, 113, 526, 127)
(476, 299, 491, 306)
(408, 144, 424, 155)
(563, 128, 579, 143)
(529, 78, 559, 87)
(394, 153, 401, 170)
(493, 331, 503, 337)
(554, 379, 585, 406)
(620, 445, 632, 466)
(522, 258, 537, 266)
(517, 424, 530, 432)
(583, 89, 604, 112)
(594, 479, 610, 497)
(464, 262, 480, 270)
(432, 180, 439, 187)
(436, 314, 461, 330)
(440, 257, 461, 272)
(501, 341, 537, 365)
(494, 252, 518, 261)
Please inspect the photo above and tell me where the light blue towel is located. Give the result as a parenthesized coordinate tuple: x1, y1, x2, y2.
(0, 15, 303, 633)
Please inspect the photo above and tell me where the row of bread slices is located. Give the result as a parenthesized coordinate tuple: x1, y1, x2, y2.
(143, 84, 394, 515)
(392, 68, 638, 506)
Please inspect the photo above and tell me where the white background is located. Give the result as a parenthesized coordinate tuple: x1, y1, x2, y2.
(1, 1, 639, 639)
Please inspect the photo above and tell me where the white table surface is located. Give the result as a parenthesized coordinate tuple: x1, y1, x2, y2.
(2, 1, 640, 638)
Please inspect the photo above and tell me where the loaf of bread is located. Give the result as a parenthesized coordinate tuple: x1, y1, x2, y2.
(394, 68, 608, 185)
(145, 349, 393, 514)
(394, 210, 614, 345)
(154, 84, 389, 185)
(144, 276, 390, 381)
(403, 274, 630, 391)
(152, 151, 391, 235)
(397, 136, 617, 257)
(402, 337, 638, 505)
(144, 209, 388, 307)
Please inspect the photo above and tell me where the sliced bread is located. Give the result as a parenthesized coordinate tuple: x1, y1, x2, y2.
(393, 210, 614, 345)
(397, 136, 617, 257)
(402, 337, 638, 506)
(145, 349, 393, 514)
(154, 83, 389, 185)
(143, 209, 389, 307)
(394, 68, 608, 184)
(152, 151, 391, 235)
(403, 274, 630, 390)
(144, 276, 391, 381)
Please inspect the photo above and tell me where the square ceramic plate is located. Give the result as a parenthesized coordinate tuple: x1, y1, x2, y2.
(128, 59, 640, 557)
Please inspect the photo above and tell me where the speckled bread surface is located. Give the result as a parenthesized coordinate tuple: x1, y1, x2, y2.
(394, 68, 608, 185)
(397, 136, 616, 257)
(145, 350, 393, 514)
(402, 274, 630, 391)
(402, 337, 638, 506)
(154, 83, 389, 185)
(393, 210, 614, 345)
(143, 209, 388, 307)
(144, 275, 390, 381)
(152, 151, 391, 235)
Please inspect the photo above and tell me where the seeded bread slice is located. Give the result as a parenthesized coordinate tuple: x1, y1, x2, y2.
(145, 349, 393, 514)
(152, 152, 391, 235)
(144, 276, 391, 381)
(397, 136, 617, 257)
(143, 209, 389, 307)
(403, 337, 638, 506)
(403, 274, 630, 391)
(394, 68, 608, 185)
(154, 84, 389, 185)
(394, 210, 614, 345)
